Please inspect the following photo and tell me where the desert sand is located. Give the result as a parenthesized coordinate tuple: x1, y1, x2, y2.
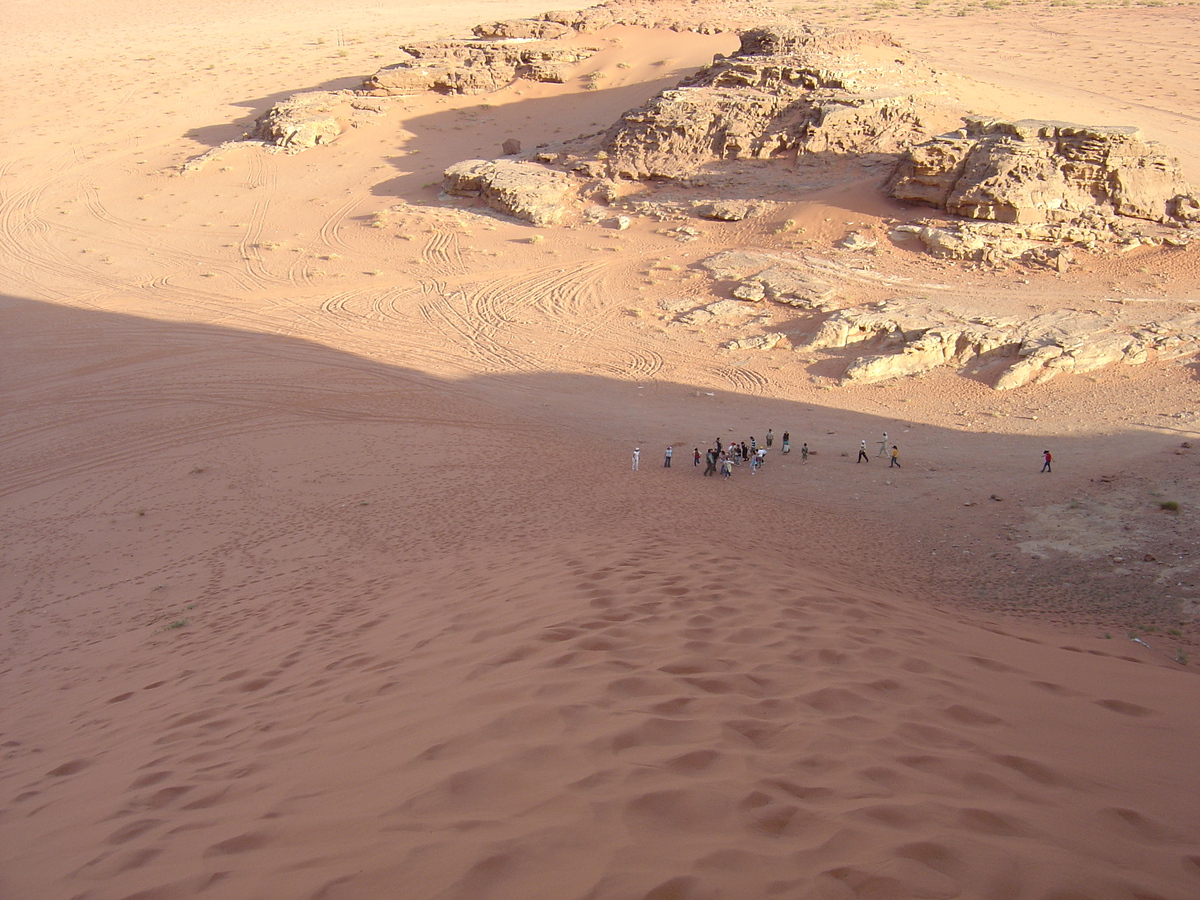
(2, 1, 1199, 899)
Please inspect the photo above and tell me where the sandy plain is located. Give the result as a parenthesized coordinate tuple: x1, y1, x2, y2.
(2, 1, 1199, 898)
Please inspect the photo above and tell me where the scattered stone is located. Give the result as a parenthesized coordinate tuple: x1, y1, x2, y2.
(726, 332, 788, 351)
(502, 138, 522, 156)
(699, 249, 838, 309)
(840, 232, 877, 252)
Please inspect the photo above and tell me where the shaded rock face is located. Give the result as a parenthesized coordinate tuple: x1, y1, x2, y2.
(363, 40, 596, 96)
(800, 301, 1200, 389)
(601, 25, 954, 179)
(889, 118, 1199, 225)
(443, 159, 574, 225)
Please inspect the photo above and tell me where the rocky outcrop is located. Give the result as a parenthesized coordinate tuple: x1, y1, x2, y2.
(474, 2, 735, 38)
(889, 118, 1200, 225)
(600, 24, 957, 179)
(363, 40, 596, 96)
(443, 159, 575, 225)
(798, 301, 1200, 389)
(253, 92, 346, 149)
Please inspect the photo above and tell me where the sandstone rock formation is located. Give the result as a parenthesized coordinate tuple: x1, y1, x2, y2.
(443, 159, 575, 225)
(599, 24, 957, 180)
(889, 118, 1200, 225)
(798, 301, 1200, 389)
(253, 92, 345, 149)
(363, 40, 596, 96)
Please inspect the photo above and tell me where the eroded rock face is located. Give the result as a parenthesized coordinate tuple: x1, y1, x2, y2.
(443, 159, 574, 225)
(889, 118, 1200, 225)
(601, 25, 956, 179)
(363, 40, 596, 96)
(798, 301, 1200, 389)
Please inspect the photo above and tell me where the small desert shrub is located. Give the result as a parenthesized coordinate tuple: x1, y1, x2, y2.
(1160, 500, 1180, 512)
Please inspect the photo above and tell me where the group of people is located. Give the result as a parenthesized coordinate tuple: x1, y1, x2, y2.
(633, 430, 1055, 476)
(855, 431, 901, 467)
(699, 437, 769, 478)
(633, 429, 813, 478)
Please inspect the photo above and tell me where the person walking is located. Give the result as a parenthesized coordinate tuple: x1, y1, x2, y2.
(782, 431, 790, 454)
(877, 431, 889, 457)
(664, 445, 673, 468)
(801, 442, 809, 463)
(693, 447, 701, 467)
(857, 440, 869, 463)
(765, 429, 774, 449)
(703, 448, 717, 476)
(890, 445, 900, 468)
(632, 447, 640, 471)
(1041, 449, 1052, 473)
(720, 453, 732, 478)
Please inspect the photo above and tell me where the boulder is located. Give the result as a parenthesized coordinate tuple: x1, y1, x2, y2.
(889, 118, 1200, 225)
(693, 199, 770, 221)
(253, 91, 344, 149)
(443, 159, 574, 225)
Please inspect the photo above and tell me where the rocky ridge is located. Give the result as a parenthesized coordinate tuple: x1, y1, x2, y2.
(802, 302, 1200, 390)
(362, 41, 597, 96)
